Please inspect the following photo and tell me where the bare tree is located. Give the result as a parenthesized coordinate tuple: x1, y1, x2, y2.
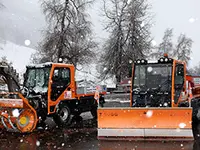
(0, 1, 4, 9)
(32, 0, 96, 68)
(100, 0, 127, 83)
(187, 63, 200, 75)
(0, 57, 20, 92)
(151, 28, 173, 58)
(100, 0, 153, 82)
(173, 34, 193, 64)
(124, 0, 153, 67)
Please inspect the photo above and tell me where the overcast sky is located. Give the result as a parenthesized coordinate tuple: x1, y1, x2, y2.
(0, 0, 199, 68)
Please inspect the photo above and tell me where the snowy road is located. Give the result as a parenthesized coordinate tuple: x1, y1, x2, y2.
(0, 101, 200, 150)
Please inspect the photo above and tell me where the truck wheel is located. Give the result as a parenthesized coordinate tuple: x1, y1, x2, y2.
(90, 106, 97, 119)
(53, 105, 71, 127)
(192, 98, 200, 122)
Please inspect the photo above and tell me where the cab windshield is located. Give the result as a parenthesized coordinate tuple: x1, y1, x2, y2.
(24, 67, 51, 89)
(133, 64, 172, 92)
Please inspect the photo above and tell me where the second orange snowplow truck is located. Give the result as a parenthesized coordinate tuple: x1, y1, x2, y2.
(0, 63, 106, 132)
(98, 54, 200, 140)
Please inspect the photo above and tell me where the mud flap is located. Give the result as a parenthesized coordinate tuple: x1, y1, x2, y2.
(0, 93, 38, 133)
(97, 107, 193, 140)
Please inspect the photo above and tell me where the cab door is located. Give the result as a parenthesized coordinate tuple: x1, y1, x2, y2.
(50, 67, 71, 101)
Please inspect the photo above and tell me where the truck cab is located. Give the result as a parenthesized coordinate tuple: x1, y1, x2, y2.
(22, 62, 106, 127)
(131, 55, 186, 108)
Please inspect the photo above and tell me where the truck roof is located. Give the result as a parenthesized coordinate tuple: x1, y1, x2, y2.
(26, 62, 74, 68)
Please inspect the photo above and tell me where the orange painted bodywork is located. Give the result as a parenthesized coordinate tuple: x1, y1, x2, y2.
(98, 108, 192, 129)
(173, 60, 187, 107)
(98, 59, 193, 139)
(47, 64, 76, 114)
(47, 63, 105, 114)
(130, 59, 187, 107)
(0, 92, 38, 132)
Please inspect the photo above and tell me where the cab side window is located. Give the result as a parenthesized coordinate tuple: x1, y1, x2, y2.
(51, 67, 70, 101)
(52, 68, 70, 85)
(175, 64, 184, 85)
(174, 64, 184, 104)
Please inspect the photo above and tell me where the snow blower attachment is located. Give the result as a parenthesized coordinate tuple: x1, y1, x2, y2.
(0, 92, 37, 132)
(98, 54, 198, 140)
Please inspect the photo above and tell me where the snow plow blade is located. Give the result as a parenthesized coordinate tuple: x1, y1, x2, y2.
(0, 92, 38, 133)
(97, 107, 193, 140)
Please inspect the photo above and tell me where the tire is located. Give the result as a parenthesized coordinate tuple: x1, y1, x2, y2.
(53, 105, 71, 127)
(192, 98, 200, 122)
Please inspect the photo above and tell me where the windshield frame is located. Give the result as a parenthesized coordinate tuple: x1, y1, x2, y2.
(132, 63, 173, 92)
(24, 67, 51, 89)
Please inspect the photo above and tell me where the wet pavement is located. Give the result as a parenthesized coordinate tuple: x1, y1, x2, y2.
(0, 101, 200, 150)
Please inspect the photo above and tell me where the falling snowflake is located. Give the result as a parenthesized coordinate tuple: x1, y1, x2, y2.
(146, 110, 153, 118)
(36, 141, 40, 146)
(141, 22, 145, 27)
(61, 143, 65, 146)
(151, 40, 157, 46)
(180, 144, 183, 147)
(12, 109, 20, 117)
(179, 123, 186, 128)
(24, 40, 31, 46)
(163, 102, 168, 107)
(189, 18, 195, 23)
(20, 139, 23, 143)
(147, 67, 153, 72)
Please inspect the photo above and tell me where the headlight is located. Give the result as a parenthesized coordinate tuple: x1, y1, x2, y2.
(137, 60, 141, 64)
(160, 58, 164, 62)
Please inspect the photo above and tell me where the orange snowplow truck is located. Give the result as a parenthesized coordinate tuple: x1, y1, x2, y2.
(98, 54, 200, 140)
(0, 63, 106, 132)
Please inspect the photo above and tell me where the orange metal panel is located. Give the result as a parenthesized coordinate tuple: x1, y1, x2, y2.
(47, 64, 76, 114)
(98, 108, 192, 129)
(0, 99, 23, 108)
(0, 93, 38, 132)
